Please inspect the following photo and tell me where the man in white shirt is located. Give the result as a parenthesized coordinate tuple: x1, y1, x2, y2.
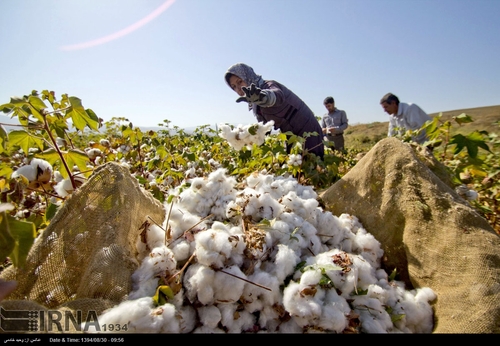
(380, 93, 432, 144)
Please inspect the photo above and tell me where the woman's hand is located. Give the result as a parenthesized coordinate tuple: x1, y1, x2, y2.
(236, 84, 267, 104)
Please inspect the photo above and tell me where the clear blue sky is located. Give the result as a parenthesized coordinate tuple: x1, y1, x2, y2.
(1, 0, 499, 129)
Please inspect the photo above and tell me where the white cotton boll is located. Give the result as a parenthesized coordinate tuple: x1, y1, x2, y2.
(185, 166, 196, 178)
(12, 165, 37, 181)
(131, 303, 178, 333)
(218, 303, 256, 333)
(366, 284, 389, 304)
(300, 197, 319, 217)
(178, 189, 205, 214)
(195, 228, 233, 268)
(315, 212, 343, 246)
(56, 137, 67, 148)
(245, 172, 269, 189)
(274, 213, 308, 254)
(281, 191, 307, 217)
(132, 245, 177, 284)
(257, 305, 281, 332)
(310, 251, 350, 296)
(170, 240, 191, 262)
(297, 222, 322, 258)
(91, 297, 154, 333)
(352, 228, 384, 267)
(165, 206, 205, 240)
(242, 269, 281, 313)
(127, 277, 158, 300)
(135, 224, 165, 260)
(189, 176, 208, 192)
(338, 213, 364, 235)
(319, 289, 351, 333)
(318, 302, 349, 333)
(296, 185, 317, 201)
(287, 154, 302, 166)
(225, 200, 241, 219)
(393, 288, 436, 333)
(31, 158, 52, 174)
(86, 148, 102, 160)
(375, 268, 389, 281)
(213, 265, 247, 303)
(352, 295, 393, 333)
(282, 280, 324, 326)
(351, 255, 378, 291)
(179, 168, 236, 219)
(267, 219, 290, 244)
(338, 232, 354, 254)
(135, 304, 179, 333)
(298, 269, 323, 287)
(255, 193, 284, 220)
(415, 286, 437, 304)
(224, 229, 246, 266)
(177, 305, 197, 333)
(54, 179, 74, 197)
(273, 244, 300, 283)
(278, 319, 304, 333)
(100, 139, 110, 147)
(53, 171, 64, 183)
(183, 263, 216, 305)
(198, 305, 222, 329)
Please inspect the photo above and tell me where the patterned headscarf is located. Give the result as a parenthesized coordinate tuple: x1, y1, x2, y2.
(224, 63, 265, 89)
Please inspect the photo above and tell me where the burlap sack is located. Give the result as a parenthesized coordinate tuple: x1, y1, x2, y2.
(1, 162, 166, 332)
(320, 137, 500, 333)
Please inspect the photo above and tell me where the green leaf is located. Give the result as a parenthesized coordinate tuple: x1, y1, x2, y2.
(45, 202, 59, 222)
(0, 124, 7, 154)
(1, 99, 32, 126)
(0, 163, 13, 179)
(64, 149, 91, 176)
(0, 207, 15, 262)
(152, 285, 174, 306)
(67, 97, 99, 131)
(28, 95, 48, 112)
(0, 103, 14, 114)
(450, 132, 490, 158)
(388, 268, 397, 281)
(454, 113, 473, 125)
(391, 313, 406, 323)
(0, 211, 36, 269)
(37, 148, 61, 167)
(7, 130, 45, 154)
(248, 124, 258, 136)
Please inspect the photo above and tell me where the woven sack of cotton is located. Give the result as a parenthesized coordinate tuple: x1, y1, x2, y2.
(71, 160, 441, 334)
(0, 162, 166, 332)
(320, 137, 500, 333)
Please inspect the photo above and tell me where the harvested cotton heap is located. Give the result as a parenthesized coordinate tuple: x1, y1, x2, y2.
(90, 168, 436, 334)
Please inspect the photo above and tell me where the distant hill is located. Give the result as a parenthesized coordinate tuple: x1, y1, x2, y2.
(344, 105, 500, 151)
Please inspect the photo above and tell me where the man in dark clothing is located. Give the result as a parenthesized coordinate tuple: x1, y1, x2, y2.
(224, 63, 324, 159)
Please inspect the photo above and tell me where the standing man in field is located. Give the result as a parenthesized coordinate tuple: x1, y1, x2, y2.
(321, 96, 348, 151)
(380, 92, 432, 144)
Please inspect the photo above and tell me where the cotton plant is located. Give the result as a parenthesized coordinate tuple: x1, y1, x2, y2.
(91, 168, 437, 334)
(11, 158, 53, 191)
(219, 121, 275, 151)
(287, 154, 302, 167)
